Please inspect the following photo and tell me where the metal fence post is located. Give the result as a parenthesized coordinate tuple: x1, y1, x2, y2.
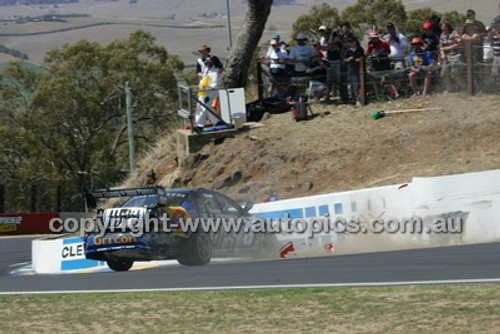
(465, 41, 475, 96)
(187, 86, 194, 134)
(359, 56, 366, 106)
(0, 184, 4, 213)
(56, 185, 62, 212)
(30, 184, 37, 213)
(125, 81, 136, 172)
(257, 59, 264, 101)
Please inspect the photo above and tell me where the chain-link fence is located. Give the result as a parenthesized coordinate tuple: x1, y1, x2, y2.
(0, 181, 75, 213)
(257, 40, 499, 107)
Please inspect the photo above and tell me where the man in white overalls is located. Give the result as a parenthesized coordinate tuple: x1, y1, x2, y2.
(195, 57, 220, 129)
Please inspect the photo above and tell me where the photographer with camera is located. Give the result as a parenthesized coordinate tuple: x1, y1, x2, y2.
(383, 22, 408, 70)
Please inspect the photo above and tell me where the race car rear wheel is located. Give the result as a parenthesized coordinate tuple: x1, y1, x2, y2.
(177, 231, 212, 266)
(107, 259, 134, 272)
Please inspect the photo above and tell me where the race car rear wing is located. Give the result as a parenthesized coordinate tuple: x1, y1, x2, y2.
(88, 186, 184, 208)
(91, 186, 166, 199)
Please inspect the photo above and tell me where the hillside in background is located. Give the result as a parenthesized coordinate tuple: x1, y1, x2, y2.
(0, 0, 497, 64)
(120, 94, 500, 203)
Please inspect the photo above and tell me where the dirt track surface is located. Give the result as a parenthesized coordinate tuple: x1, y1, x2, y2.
(126, 93, 500, 203)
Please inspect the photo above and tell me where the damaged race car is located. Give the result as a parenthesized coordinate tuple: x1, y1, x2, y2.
(84, 187, 277, 271)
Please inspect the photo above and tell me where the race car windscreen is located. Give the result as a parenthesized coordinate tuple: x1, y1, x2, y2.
(120, 193, 186, 208)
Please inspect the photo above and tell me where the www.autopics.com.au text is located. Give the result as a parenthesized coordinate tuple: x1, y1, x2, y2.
(49, 214, 463, 238)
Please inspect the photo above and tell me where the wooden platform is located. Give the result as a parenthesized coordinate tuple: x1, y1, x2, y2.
(175, 123, 264, 156)
(175, 128, 238, 156)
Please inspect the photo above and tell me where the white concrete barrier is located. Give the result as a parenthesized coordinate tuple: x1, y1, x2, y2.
(32, 236, 107, 274)
(411, 169, 500, 245)
(31, 169, 500, 272)
(31, 236, 243, 274)
(251, 169, 500, 257)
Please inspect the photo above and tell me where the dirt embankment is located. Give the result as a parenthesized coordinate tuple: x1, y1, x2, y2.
(124, 93, 500, 203)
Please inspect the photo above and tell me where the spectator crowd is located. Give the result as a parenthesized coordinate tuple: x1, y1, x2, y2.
(190, 8, 499, 130)
(258, 8, 500, 105)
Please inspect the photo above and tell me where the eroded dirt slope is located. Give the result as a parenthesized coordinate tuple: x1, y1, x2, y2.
(124, 93, 500, 203)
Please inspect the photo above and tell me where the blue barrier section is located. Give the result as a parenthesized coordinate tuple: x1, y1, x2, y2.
(255, 208, 304, 219)
(61, 259, 105, 271)
(60, 237, 103, 271)
(351, 201, 357, 213)
(319, 205, 329, 216)
(255, 202, 350, 220)
(305, 207, 316, 218)
(334, 203, 343, 214)
(63, 237, 84, 245)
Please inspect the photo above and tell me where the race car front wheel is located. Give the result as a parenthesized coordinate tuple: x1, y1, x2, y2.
(107, 259, 134, 272)
(177, 231, 212, 266)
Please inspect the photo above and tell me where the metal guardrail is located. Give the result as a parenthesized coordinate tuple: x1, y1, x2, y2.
(177, 83, 233, 134)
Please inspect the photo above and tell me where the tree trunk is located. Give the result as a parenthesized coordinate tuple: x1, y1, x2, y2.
(220, 0, 273, 88)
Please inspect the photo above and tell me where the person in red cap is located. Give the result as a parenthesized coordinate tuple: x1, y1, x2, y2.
(407, 37, 435, 97)
(365, 30, 390, 71)
(421, 22, 440, 60)
(365, 30, 397, 99)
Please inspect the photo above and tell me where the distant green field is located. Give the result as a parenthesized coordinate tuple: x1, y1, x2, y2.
(0, 15, 231, 64)
(0, 17, 106, 35)
(1, 284, 500, 333)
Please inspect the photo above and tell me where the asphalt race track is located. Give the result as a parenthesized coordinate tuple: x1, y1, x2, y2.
(0, 236, 34, 275)
(1, 237, 500, 293)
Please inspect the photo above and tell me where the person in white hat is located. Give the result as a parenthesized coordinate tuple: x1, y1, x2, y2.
(287, 33, 316, 76)
(264, 38, 289, 97)
(318, 25, 329, 48)
(267, 33, 287, 53)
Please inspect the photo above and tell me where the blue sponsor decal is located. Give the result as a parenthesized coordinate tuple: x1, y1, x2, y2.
(61, 259, 105, 271)
(351, 201, 357, 213)
(319, 205, 329, 216)
(61, 237, 103, 271)
(305, 207, 316, 218)
(255, 208, 304, 219)
(63, 237, 84, 245)
(334, 203, 343, 214)
(85, 234, 148, 255)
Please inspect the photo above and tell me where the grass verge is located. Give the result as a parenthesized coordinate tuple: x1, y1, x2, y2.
(2, 284, 500, 333)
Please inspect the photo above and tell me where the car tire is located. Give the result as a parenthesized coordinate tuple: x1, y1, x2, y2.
(107, 259, 134, 272)
(177, 231, 212, 266)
